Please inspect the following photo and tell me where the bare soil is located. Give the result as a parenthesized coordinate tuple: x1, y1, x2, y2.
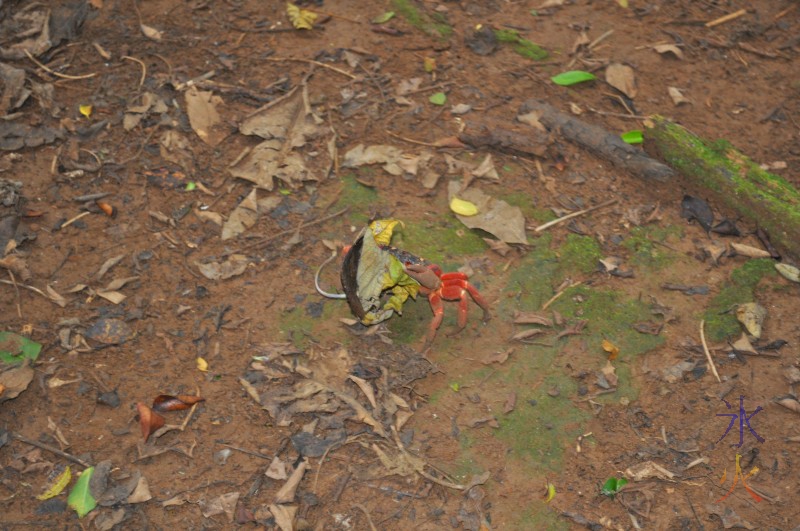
(1, 1, 799, 530)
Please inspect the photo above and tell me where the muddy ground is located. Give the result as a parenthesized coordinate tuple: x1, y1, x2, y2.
(1, 0, 799, 529)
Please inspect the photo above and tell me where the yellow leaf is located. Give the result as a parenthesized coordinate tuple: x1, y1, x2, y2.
(544, 482, 556, 503)
(423, 57, 436, 73)
(602, 339, 619, 360)
(368, 219, 401, 246)
(37, 465, 72, 500)
(617, 0, 629, 7)
(286, 2, 317, 30)
(450, 197, 479, 216)
(79, 104, 92, 118)
(196, 357, 208, 372)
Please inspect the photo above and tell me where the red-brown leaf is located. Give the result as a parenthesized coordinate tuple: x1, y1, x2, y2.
(137, 403, 165, 442)
(152, 394, 205, 413)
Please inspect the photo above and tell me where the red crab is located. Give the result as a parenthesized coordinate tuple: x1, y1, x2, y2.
(390, 248, 492, 345)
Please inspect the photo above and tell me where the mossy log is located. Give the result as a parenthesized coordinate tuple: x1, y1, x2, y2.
(644, 116, 800, 259)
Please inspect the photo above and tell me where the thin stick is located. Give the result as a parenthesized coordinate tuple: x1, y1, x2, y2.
(588, 29, 614, 50)
(11, 432, 91, 468)
(385, 130, 443, 148)
(541, 281, 580, 311)
(57, 211, 92, 230)
(0, 279, 51, 301)
(705, 9, 747, 28)
(215, 442, 273, 460)
(353, 503, 378, 531)
(8, 270, 21, 318)
(122, 56, 147, 87)
(234, 206, 349, 254)
(699, 319, 721, 383)
(266, 57, 356, 79)
(588, 108, 648, 120)
(533, 199, 617, 232)
(24, 49, 96, 80)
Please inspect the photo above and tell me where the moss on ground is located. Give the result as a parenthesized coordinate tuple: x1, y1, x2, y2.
(334, 174, 378, 225)
(392, 219, 487, 265)
(621, 225, 682, 269)
(494, 29, 549, 60)
(392, 0, 452, 37)
(558, 234, 602, 276)
(704, 258, 776, 341)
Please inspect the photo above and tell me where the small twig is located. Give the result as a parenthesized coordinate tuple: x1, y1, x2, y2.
(122, 56, 147, 87)
(234, 206, 349, 254)
(699, 319, 721, 383)
(541, 281, 580, 311)
(353, 503, 378, 531)
(215, 442, 273, 460)
(57, 211, 92, 230)
(8, 270, 21, 318)
(118, 125, 160, 165)
(24, 49, 96, 80)
(588, 107, 648, 120)
(0, 279, 54, 303)
(588, 29, 614, 50)
(385, 130, 443, 148)
(265, 57, 356, 79)
(705, 9, 747, 28)
(11, 432, 91, 468)
(533, 199, 618, 232)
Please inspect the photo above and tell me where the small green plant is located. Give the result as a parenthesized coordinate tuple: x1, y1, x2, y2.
(621, 130, 643, 144)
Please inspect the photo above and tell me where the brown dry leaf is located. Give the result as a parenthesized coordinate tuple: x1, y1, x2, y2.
(136, 403, 165, 443)
(786, 366, 800, 384)
(472, 154, 499, 180)
(556, 320, 588, 339)
(159, 130, 194, 171)
(231, 89, 323, 190)
(152, 394, 205, 413)
(395, 409, 414, 431)
(185, 86, 223, 146)
(605, 63, 637, 98)
(42, 284, 67, 307)
(513, 312, 553, 326)
(274, 459, 307, 504)
(467, 416, 499, 429)
(222, 189, 259, 240)
(735, 302, 766, 338)
(668, 86, 691, 106)
(266, 457, 288, 480)
(196, 254, 250, 280)
(706, 505, 755, 530)
(730, 242, 771, 258)
(625, 461, 677, 481)
(348, 375, 377, 409)
(600, 360, 618, 387)
(511, 328, 546, 341)
(140, 23, 163, 41)
(775, 263, 800, 283)
(342, 144, 404, 175)
(731, 333, 757, 355)
(775, 396, 800, 414)
(482, 348, 512, 365)
(162, 492, 191, 507)
(484, 238, 511, 257)
(269, 504, 297, 531)
(447, 181, 527, 244)
(0, 360, 34, 402)
(503, 392, 517, 414)
(126, 476, 152, 504)
(653, 44, 684, 59)
(194, 208, 223, 226)
(517, 110, 547, 132)
(203, 491, 240, 522)
(0, 255, 31, 281)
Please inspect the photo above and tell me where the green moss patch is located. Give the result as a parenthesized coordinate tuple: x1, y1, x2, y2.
(494, 29, 549, 60)
(704, 258, 776, 341)
(334, 174, 379, 225)
(621, 225, 682, 270)
(392, 219, 487, 265)
(558, 234, 602, 276)
(392, 0, 452, 37)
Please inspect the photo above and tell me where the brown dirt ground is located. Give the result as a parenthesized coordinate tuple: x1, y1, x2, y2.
(1, 0, 800, 530)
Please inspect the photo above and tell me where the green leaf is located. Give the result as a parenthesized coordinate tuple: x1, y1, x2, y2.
(601, 476, 628, 497)
(551, 70, 597, 86)
(185, 181, 196, 191)
(372, 11, 395, 24)
(67, 467, 97, 518)
(429, 92, 447, 105)
(0, 332, 42, 365)
(620, 130, 643, 144)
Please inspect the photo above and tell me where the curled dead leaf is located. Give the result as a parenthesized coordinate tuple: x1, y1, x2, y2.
(136, 403, 165, 442)
(735, 302, 766, 338)
(152, 394, 205, 413)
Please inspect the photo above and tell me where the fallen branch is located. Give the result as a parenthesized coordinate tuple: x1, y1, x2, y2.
(532, 199, 618, 232)
(11, 431, 91, 468)
(518, 100, 674, 182)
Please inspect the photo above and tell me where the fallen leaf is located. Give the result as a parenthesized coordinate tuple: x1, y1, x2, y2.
(653, 44, 684, 59)
(286, 2, 317, 30)
(447, 181, 527, 244)
(602, 339, 619, 360)
(736, 302, 766, 338)
(203, 491, 240, 521)
(196, 255, 250, 280)
(706, 504, 755, 530)
(513, 312, 553, 326)
(152, 394, 205, 413)
(775, 396, 800, 414)
(668, 86, 691, 106)
(274, 459, 308, 503)
(222, 189, 259, 240)
(140, 23, 163, 41)
(625, 461, 676, 481)
(126, 476, 152, 504)
(775, 263, 800, 283)
(605, 63, 637, 98)
(136, 403, 165, 442)
(185, 86, 223, 146)
(196, 357, 209, 372)
(731, 333, 757, 355)
(450, 197, 479, 216)
(600, 360, 618, 387)
(266, 457, 288, 480)
(730, 242, 771, 258)
(680, 195, 713, 231)
(511, 328, 546, 341)
(37, 465, 71, 500)
(482, 348, 512, 365)
(503, 392, 517, 413)
(342, 144, 405, 175)
(67, 466, 97, 518)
